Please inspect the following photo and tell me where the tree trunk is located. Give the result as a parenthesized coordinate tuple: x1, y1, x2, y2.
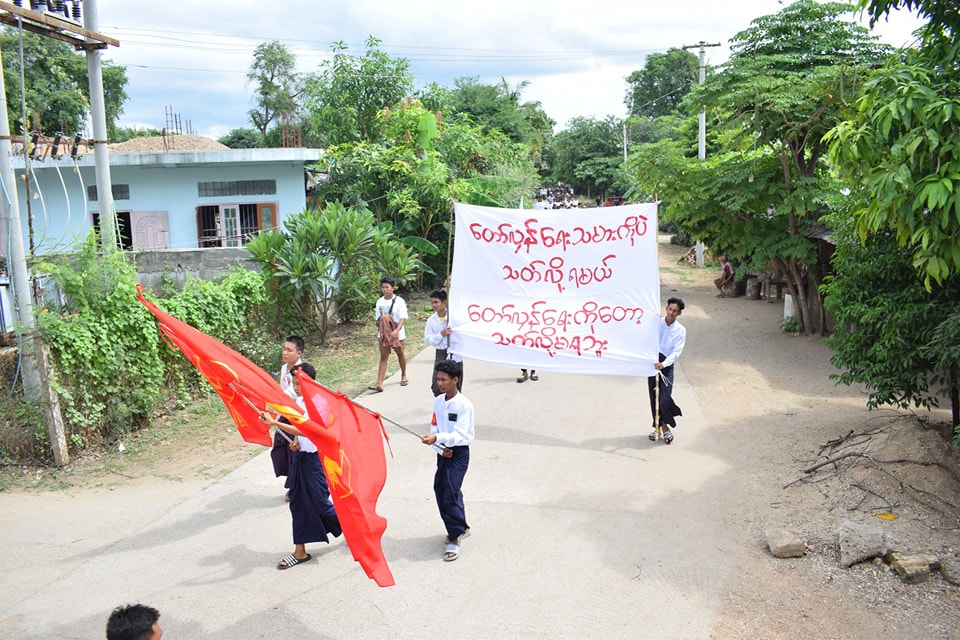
(777, 259, 810, 334)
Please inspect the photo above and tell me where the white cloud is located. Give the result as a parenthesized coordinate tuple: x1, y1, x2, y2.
(89, 0, 924, 138)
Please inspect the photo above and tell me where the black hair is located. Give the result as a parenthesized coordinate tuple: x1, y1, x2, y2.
(666, 297, 685, 311)
(434, 358, 462, 380)
(290, 362, 316, 380)
(429, 289, 447, 302)
(380, 275, 396, 286)
(285, 335, 305, 353)
(106, 604, 160, 640)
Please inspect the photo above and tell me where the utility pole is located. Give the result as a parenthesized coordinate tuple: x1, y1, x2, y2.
(83, 0, 118, 250)
(622, 122, 628, 162)
(0, 1, 119, 465)
(0, 43, 39, 398)
(683, 40, 720, 268)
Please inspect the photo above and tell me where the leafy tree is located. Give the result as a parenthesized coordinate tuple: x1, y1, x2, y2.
(2, 29, 128, 139)
(302, 36, 414, 146)
(625, 48, 699, 119)
(545, 115, 623, 197)
(114, 126, 163, 143)
(247, 40, 301, 137)
(246, 202, 421, 340)
(218, 127, 264, 149)
(822, 203, 960, 437)
(446, 76, 554, 162)
(826, 0, 960, 288)
(679, 0, 888, 332)
(316, 97, 538, 279)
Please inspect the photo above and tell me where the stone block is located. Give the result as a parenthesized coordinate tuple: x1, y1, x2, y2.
(887, 552, 939, 584)
(766, 529, 805, 558)
(837, 519, 892, 567)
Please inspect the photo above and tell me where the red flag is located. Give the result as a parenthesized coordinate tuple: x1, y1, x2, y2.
(136, 285, 305, 446)
(296, 371, 395, 587)
(137, 285, 394, 587)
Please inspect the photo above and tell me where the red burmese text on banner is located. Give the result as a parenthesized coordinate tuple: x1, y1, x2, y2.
(450, 202, 661, 376)
(296, 372, 395, 587)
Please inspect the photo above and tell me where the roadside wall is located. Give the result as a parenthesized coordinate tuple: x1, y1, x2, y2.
(130, 248, 259, 293)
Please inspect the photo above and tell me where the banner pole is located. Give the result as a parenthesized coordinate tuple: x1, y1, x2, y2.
(231, 382, 293, 443)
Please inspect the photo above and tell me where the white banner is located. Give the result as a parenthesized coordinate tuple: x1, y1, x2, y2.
(450, 202, 661, 377)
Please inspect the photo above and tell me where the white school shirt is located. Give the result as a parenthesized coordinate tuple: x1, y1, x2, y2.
(279, 358, 302, 400)
(423, 311, 463, 362)
(375, 294, 409, 341)
(431, 391, 475, 454)
(659, 318, 686, 367)
(291, 395, 317, 453)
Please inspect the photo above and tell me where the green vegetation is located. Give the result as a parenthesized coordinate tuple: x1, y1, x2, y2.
(1, 29, 128, 139)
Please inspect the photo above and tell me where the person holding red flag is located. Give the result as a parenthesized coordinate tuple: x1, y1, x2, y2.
(421, 359, 474, 562)
(261, 363, 342, 570)
(272, 335, 304, 502)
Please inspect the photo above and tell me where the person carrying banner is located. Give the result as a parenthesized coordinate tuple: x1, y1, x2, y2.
(421, 359, 474, 561)
(261, 362, 343, 569)
(370, 276, 409, 392)
(647, 297, 686, 444)
(424, 289, 463, 396)
(272, 335, 303, 501)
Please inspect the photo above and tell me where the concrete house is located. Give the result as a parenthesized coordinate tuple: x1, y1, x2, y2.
(10, 136, 322, 254)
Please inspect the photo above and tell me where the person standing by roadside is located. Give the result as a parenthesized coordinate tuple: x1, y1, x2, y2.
(369, 276, 408, 392)
(424, 289, 462, 396)
(648, 297, 686, 445)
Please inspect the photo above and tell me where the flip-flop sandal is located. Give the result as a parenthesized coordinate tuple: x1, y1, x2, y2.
(530, 374, 539, 381)
(367, 385, 384, 393)
(400, 379, 409, 386)
(443, 542, 460, 562)
(277, 553, 312, 570)
(663, 429, 674, 445)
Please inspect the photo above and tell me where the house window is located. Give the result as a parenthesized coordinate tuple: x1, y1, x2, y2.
(87, 184, 130, 201)
(91, 211, 133, 250)
(197, 180, 277, 197)
(196, 202, 278, 247)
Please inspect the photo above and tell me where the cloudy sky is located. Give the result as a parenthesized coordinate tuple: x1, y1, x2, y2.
(90, 0, 923, 139)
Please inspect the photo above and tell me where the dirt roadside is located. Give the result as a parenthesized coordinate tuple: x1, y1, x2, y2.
(667, 247, 960, 639)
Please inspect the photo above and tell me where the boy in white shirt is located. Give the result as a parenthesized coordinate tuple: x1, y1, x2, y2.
(423, 289, 463, 396)
(421, 359, 474, 561)
(260, 362, 342, 569)
(648, 297, 686, 444)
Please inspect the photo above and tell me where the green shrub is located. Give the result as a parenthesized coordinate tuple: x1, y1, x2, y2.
(34, 236, 165, 447)
(26, 235, 275, 460)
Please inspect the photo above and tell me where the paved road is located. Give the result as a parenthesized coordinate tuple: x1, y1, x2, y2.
(0, 334, 747, 639)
